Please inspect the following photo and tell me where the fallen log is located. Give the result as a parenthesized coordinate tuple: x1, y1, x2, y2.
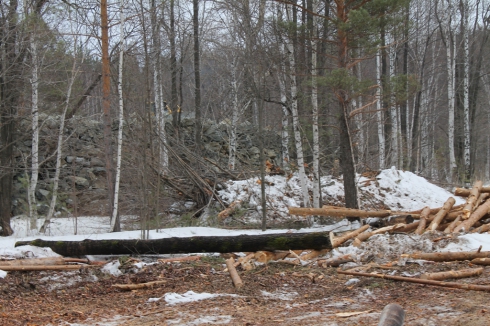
(217, 200, 242, 221)
(463, 180, 483, 219)
(354, 224, 406, 245)
(318, 254, 354, 267)
(471, 258, 490, 265)
(427, 198, 455, 231)
(409, 204, 463, 215)
(330, 225, 370, 248)
(0, 265, 82, 271)
(470, 223, 490, 234)
(0, 257, 65, 266)
(453, 199, 490, 232)
(403, 251, 490, 262)
(415, 207, 430, 235)
(420, 268, 483, 281)
(158, 256, 202, 264)
(112, 280, 167, 291)
(444, 215, 462, 233)
(290, 207, 392, 218)
(455, 186, 490, 197)
(378, 303, 405, 326)
(226, 258, 243, 289)
(337, 270, 490, 292)
(15, 232, 332, 256)
(299, 249, 330, 261)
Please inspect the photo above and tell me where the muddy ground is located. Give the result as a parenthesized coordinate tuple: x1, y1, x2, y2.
(1, 255, 490, 326)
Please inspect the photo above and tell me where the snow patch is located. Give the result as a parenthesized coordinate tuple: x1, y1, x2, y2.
(101, 260, 122, 276)
(149, 291, 239, 305)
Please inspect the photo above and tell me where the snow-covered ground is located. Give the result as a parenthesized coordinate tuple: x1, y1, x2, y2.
(0, 168, 486, 273)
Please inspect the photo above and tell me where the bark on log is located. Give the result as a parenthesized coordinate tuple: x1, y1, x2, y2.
(471, 258, 490, 265)
(470, 223, 490, 234)
(330, 225, 369, 248)
(409, 204, 463, 215)
(226, 257, 243, 289)
(158, 256, 202, 264)
(355, 224, 405, 243)
(427, 198, 455, 231)
(112, 280, 167, 291)
(455, 187, 490, 197)
(378, 303, 405, 326)
(444, 215, 462, 233)
(415, 207, 430, 235)
(218, 200, 242, 221)
(453, 199, 490, 233)
(462, 180, 483, 219)
(290, 207, 392, 218)
(299, 249, 330, 261)
(337, 270, 490, 292)
(15, 232, 332, 256)
(404, 251, 490, 262)
(0, 265, 82, 271)
(420, 268, 483, 281)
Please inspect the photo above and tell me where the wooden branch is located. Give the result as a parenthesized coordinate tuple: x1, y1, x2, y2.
(225, 258, 243, 290)
(463, 180, 483, 219)
(455, 186, 490, 197)
(16, 232, 332, 256)
(409, 204, 464, 215)
(420, 268, 483, 281)
(337, 270, 490, 292)
(0, 265, 82, 271)
(355, 224, 405, 243)
(444, 215, 462, 233)
(238, 253, 255, 271)
(427, 198, 455, 231)
(158, 256, 202, 264)
(112, 280, 167, 291)
(299, 249, 330, 261)
(453, 199, 490, 233)
(404, 251, 490, 262)
(330, 225, 369, 248)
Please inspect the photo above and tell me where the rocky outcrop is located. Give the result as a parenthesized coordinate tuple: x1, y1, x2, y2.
(11, 114, 281, 216)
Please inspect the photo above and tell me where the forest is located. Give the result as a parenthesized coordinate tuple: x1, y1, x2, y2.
(1, 0, 489, 236)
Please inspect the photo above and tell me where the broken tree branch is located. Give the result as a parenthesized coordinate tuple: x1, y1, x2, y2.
(420, 268, 483, 281)
(403, 251, 490, 262)
(330, 225, 369, 248)
(427, 198, 455, 231)
(112, 280, 167, 291)
(225, 257, 243, 290)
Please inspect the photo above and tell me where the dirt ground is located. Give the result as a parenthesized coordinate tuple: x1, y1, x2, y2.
(1, 256, 490, 326)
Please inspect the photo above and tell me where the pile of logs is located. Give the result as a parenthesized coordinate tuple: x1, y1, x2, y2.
(288, 180, 490, 249)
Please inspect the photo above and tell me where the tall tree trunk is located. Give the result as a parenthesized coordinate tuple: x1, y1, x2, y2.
(311, 0, 320, 208)
(376, 50, 385, 169)
(101, 0, 115, 221)
(462, 0, 470, 183)
(277, 41, 290, 169)
(28, 29, 39, 228)
(170, 0, 178, 133)
(228, 56, 238, 170)
(111, 0, 124, 233)
(388, 32, 399, 168)
(193, 0, 202, 154)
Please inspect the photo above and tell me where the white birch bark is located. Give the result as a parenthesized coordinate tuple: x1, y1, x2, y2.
(388, 33, 399, 168)
(462, 0, 470, 181)
(285, 6, 309, 208)
(111, 0, 124, 232)
(311, 0, 320, 208)
(228, 56, 238, 170)
(277, 44, 290, 169)
(28, 30, 39, 229)
(376, 50, 385, 169)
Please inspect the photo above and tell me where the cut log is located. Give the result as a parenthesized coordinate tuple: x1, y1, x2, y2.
(378, 303, 405, 326)
(290, 207, 392, 218)
(318, 254, 353, 267)
(337, 270, 490, 292)
(415, 207, 430, 235)
(0, 265, 82, 271)
(427, 198, 455, 231)
(409, 204, 463, 215)
(299, 249, 330, 261)
(444, 215, 462, 233)
(158, 256, 202, 264)
(455, 186, 490, 197)
(0, 257, 65, 266)
(15, 232, 332, 256)
(225, 258, 243, 289)
(453, 199, 490, 233)
(218, 200, 242, 221)
(330, 225, 369, 248)
(420, 268, 483, 281)
(404, 251, 490, 262)
(470, 223, 490, 234)
(471, 258, 490, 265)
(355, 224, 405, 243)
(474, 193, 490, 211)
(112, 280, 167, 291)
(462, 180, 483, 219)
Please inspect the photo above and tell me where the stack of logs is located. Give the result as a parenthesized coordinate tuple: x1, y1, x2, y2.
(289, 180, 490, 249)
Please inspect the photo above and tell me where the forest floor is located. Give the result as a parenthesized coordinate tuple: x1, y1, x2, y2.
(1, 256, 490, 326)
